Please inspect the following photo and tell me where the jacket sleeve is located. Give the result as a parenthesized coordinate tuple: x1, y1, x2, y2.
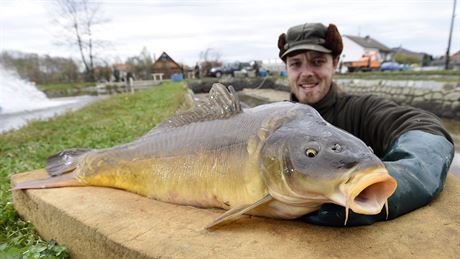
(301, 130, 454, 226)
(340, 94, 453, 158)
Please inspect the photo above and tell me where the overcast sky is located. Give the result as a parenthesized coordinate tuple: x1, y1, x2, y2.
(1, 0, 458, 66)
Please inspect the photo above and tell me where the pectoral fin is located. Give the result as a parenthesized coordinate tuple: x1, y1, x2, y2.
(205, 194, 273, 229)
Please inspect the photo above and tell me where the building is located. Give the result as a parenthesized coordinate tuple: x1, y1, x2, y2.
(430, 50, 460, 69)
(451, 50, 460, 68)
(342, 35, 392, 62)
(152, 52, 183, 79)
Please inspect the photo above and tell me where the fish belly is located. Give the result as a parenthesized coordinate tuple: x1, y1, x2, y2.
(75, 144, 267, 210)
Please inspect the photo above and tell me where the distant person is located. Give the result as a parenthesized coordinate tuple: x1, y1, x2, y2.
(194, 63, 200, 79)
(126, 72, 135, 93)
(252, 61, 260, 77)
(277, 22, 454, 226)
(113, 69, 121, 82)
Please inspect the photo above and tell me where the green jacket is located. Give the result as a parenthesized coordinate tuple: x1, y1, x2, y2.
(291, 82, 455, 226)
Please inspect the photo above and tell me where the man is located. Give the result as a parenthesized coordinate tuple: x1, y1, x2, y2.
(277, 23, 455, 226)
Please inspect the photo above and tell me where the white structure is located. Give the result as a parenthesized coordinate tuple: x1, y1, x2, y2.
(152, 73, 164, 81)
(341, 35, 392, 63)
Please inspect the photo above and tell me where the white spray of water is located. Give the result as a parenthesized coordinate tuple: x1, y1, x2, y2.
(0, 66, 77, 114)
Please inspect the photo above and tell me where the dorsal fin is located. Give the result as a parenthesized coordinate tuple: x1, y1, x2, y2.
(157, 83, 242, 128)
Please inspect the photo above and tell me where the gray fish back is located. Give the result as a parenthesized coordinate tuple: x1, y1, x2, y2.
(108, 84, 295, 159)
(119, 102, 294, 158)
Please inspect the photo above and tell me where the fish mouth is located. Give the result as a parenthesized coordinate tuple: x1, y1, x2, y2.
(331, 166, 397, 224)
(347, 169, 397, 214)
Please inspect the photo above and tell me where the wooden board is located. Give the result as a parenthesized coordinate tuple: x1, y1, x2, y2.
(11, 170, 460, 258)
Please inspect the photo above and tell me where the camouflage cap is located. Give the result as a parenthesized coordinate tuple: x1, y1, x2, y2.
(278, 23, 343, 61)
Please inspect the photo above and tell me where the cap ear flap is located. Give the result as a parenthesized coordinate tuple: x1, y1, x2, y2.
(325, 24, 343, 57)
(278, 33, 287, 60)
(277, 33, 286, 51)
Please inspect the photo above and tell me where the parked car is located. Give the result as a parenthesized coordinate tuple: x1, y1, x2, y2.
(207, 62, 251, 78)
(380, 62, 404, 71)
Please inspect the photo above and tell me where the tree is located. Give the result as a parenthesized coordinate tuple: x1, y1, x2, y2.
(126, 47, 153, 80)
(199, 48, 222, 77)
(94, 61, 112, 82)
(51, 0, 109, 82)
(138, 47, 153, 79)
(0, 50, 81, 84)
(394, 53, 422, 65)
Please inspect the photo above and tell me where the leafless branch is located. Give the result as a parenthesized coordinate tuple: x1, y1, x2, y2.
(50, 0, 110, 82)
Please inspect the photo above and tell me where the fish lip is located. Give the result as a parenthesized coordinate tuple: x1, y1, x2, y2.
(267, 166, 397, 214)
(344, 167, 397, 215)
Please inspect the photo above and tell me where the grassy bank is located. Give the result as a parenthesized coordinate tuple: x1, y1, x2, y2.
(0, 82, 188, 258)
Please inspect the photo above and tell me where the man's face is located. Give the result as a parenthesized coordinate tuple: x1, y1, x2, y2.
(286, 51, 338, 105)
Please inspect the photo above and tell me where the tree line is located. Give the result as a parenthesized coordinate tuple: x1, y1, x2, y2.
(0, 48, 159, 85)
(0, 50, 81, 84)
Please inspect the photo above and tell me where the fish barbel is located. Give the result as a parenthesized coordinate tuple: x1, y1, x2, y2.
(13, 83, 397, 228)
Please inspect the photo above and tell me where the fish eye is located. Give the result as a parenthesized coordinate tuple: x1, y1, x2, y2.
(305, 148, 318, 158)
(331, 144, 343, 152)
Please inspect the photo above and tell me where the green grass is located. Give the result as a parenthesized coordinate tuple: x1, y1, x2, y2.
(36, 82, 96, 92)
(0, 82, 188, 258)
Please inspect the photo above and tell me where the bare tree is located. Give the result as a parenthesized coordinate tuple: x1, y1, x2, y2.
(199, 48, 222, 77)
(126, 47, 153, 80)
(51, 0, 109, 82)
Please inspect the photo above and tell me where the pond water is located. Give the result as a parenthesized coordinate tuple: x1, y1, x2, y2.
(0, 67, 103, 132)
(0, 67, 82, 114)
(0, 95, 102, 133)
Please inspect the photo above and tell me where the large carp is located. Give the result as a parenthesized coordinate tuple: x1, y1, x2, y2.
(13, 83, 397, 228)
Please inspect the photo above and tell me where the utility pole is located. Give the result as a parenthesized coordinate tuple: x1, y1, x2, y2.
(445, 0, 457, 70)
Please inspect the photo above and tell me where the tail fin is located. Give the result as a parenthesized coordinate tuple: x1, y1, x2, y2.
(46, 148, 93, 176)
(11, 172, 84, 191)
